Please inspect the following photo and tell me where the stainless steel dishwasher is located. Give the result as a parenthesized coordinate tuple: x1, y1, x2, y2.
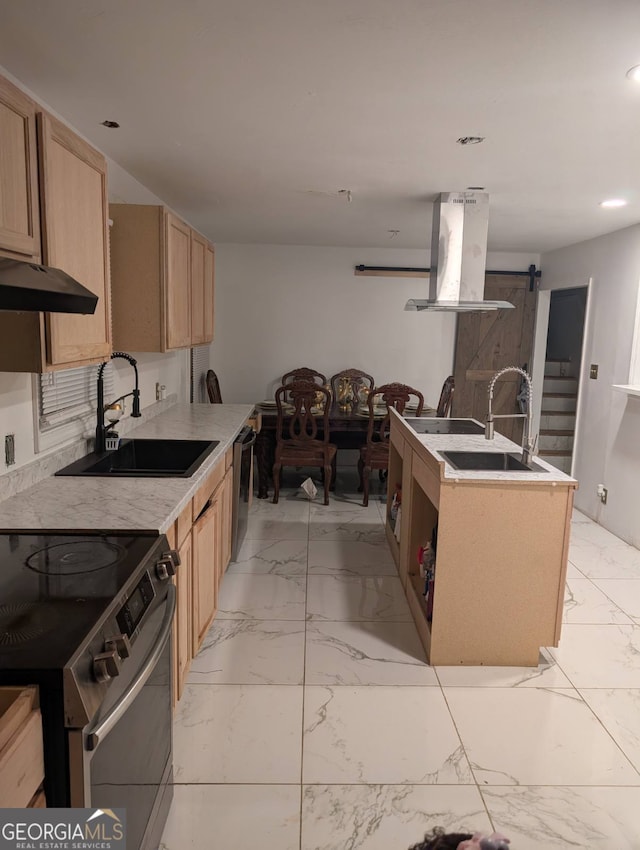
(231, 425, 256, 561)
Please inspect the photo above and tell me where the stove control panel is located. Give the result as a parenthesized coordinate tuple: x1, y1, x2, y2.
(116, 570, 156, 638)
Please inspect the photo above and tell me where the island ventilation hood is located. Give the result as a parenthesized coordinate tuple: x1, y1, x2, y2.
(405, 191, 514, 312)
(0, 258, 98, 314)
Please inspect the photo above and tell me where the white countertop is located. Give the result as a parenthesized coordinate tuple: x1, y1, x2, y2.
(0, 403, 254, 533)
(393, 410, 577, 484)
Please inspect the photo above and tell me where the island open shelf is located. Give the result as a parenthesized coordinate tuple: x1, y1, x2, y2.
(387, 410, 576, 666)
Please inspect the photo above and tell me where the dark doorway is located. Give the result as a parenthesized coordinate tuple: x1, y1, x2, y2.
(538, 287, 588, 474)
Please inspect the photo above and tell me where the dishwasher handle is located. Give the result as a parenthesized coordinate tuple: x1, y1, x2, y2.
(241, 431, 257, 451)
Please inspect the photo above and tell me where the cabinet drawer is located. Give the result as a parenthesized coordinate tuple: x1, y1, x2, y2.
(224, 446, 233, 471)
(193, 458, 225, 519)
(0, 687, 44, 808)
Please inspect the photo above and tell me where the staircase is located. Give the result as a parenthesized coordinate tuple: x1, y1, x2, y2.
(538, 360, 577, 474)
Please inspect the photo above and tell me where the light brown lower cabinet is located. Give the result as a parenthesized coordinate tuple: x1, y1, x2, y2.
(192, 491, 221, 653)
(0, 686, 46, 808)
(168, 448, 235, 709)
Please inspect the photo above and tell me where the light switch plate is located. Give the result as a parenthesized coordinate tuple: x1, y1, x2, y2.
(590, 364, 599, 379)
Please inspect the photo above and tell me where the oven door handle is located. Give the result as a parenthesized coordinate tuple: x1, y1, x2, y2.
(86, 585, 176, 752)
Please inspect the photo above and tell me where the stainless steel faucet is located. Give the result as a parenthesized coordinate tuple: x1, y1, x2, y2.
(485, 366, 535, 465)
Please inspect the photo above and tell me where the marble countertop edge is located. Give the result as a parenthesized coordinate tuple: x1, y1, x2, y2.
(0, 403, 255, 534)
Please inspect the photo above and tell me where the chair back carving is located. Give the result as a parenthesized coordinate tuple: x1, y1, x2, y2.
(436, 375, 454, 417)
(365, 382, 425, 447)
(281, 367, 327, 405)
(282, 367, 326, 386)
(275, 380, 332, 446)
(330, 368, 375, 407)
(206, 369, 223, 404)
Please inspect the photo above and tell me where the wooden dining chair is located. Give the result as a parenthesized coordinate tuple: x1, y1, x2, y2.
(206, 369, 223, 404)
(436, 375, 454, 417)
(358, 382, 424, 506)
(272, 380, 337, 505)
(329, 368, 375, 407)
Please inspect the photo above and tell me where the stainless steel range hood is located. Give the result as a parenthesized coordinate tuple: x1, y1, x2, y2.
(0, 257, 98, 314)
(405, 192, 514, 312)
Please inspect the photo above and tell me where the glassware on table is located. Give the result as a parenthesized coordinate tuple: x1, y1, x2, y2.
(337, 377, 355, 408)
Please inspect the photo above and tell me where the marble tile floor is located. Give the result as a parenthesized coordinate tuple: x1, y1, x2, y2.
(161, 474, 640, 850)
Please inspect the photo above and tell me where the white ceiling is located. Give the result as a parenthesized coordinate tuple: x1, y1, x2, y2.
(2, 0, 640, 253)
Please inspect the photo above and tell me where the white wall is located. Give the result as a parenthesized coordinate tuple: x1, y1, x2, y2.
(540, 224, 640, 545)
(209, 244, 538, 409)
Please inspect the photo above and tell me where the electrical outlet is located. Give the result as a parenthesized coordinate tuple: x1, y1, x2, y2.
(597, 484, 608, 504)
(590, 364, 599, 379)
(4, 434, 15, 466)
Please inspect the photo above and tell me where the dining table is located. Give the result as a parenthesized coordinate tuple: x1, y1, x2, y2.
(254, 399, 434, 499)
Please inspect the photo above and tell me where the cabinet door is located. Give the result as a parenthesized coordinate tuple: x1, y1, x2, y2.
(175, 531, 193, 702)
(0, 77, 40, 259)
(164, 212, 191, 350)
(192, 497, 220, 654)
(38, 112, 111, 367)
(204, 243, 215, 343)
(190, 231, 207, 345)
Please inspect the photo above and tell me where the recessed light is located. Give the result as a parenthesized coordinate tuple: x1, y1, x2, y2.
(457, 136, 485, 145)
(101, 120, 120, 128)
(600, 198, 627, 208)
(626, 65, 640, 82)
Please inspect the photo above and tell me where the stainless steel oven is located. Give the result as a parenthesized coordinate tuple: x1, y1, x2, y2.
(0, 531, 178, 850)
(68, 582, 175, 850)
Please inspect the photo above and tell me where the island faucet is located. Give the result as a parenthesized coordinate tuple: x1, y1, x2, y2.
(95, 351, 141, 453)
(485, 366, 535, 465)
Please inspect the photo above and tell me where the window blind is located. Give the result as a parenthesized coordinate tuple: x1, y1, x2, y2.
(39, 362, 115, 429)
(190, 346, 210, 403)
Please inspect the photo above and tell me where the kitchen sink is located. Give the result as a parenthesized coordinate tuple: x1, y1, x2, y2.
(405, 418, 485, 435)
(440, 450, 547, 472)
(55, 438, 219, 478)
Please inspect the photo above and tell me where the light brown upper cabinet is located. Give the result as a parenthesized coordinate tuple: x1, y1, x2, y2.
(0, 101, 111, 372)
(38, 113, 111, 368)
(110, 204, 214, 352)
(0, 76, 40, 260)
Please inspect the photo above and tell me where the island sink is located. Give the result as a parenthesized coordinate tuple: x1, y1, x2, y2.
(404, 418, 485, 435)
(441, 450, 547, 472)
(56, 438, 219, 478)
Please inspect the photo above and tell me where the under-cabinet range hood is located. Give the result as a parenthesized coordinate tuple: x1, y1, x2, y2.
(405, 191, 514, 312)
(0, 257, 98, 314)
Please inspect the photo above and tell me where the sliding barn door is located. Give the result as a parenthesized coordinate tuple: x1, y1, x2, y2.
(452, 274, 536, 443)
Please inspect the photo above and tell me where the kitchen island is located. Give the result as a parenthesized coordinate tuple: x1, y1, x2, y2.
(388, 409, 577, 666)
